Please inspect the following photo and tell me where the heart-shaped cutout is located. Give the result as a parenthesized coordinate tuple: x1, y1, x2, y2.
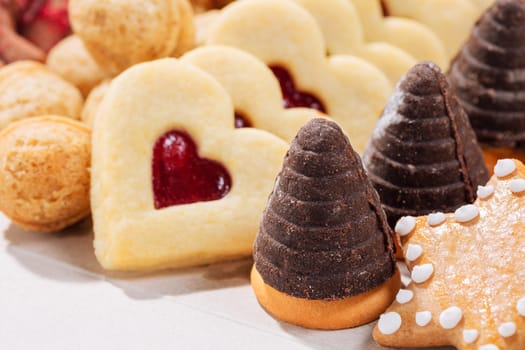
(269, 65, 326, 112)
(152, 130, 231, 208)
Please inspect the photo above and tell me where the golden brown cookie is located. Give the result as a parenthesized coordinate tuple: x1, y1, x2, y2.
(81, 80, 111, 128)
(69, 0, 182, 75)
(0, 61, 83, 130)
(0, 116, 91, 233)
(46, 35, 109, 97)
(374, 159, 525, 349)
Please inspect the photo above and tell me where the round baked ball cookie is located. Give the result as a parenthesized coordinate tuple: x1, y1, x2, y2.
(46, 35, 109, 97)
(0, 61, 83, 130)
(0, 116, 91, 233)
(81, 80, 111, 127)
(69, 0, 182, 75)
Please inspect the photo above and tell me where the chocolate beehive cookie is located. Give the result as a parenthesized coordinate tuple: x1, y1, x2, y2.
(252, 118, 400, 330)
(448, 0, 525, 149)
(363, 62, 489, 227)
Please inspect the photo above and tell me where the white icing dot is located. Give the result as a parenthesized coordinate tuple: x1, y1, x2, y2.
(463, 329, 479, 344)
(439, 306, 463, 329)
(411, 264, 434, 283)
(494, 159, 516, 178)
(454, 204, 479, 223)
(509, 179, 525, 194)
(517, 297, 525, 316)
(377, 312, 402, 335)
(405, 244, 423, 262)
(498, 322, 516, 337)
(396, 289, 413, 304)
(478, 345, 499, 350)
(415, 311, 432, 327)
(427, 212, 446, 226)
(477, 185, 494, 199)
(395, 216, 416, 237)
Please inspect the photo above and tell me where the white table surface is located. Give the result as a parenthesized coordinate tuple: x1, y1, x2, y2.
(0, 213, 453, 350)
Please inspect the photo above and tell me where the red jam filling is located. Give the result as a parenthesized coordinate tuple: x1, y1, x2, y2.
(234, 112, 252, 128)
(269, 65, 326, 113)
(152, 130, 231, 209)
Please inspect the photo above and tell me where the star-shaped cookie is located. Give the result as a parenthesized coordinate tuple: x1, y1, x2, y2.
(373, 159, 525, 349)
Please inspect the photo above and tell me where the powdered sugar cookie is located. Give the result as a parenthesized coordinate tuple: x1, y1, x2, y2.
(69, 0, 184, 75)
(46, 35, 109, 97)
(374, 159, 525, 349)
(0, 116, 91, 233)
(91, 58, 288, 270)
(182, 45, 325, 142)
(349, 0, 447, 68)
(207, 0, 391, 152)
(0, 61, 83, 130)
(382, 0, 479, 58)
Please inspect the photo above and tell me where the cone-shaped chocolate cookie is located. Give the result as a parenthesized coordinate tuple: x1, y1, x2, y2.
(252, 118, 400, 329)
(363, 62, 489, 227)
(448, 0, 525, 148)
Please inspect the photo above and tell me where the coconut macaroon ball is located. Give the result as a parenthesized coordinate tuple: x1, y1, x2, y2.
(0, 61, 83, 130)
(46, 35, 109, 97)
(69, 0, 183, 75)
(0, 116, 91, 233)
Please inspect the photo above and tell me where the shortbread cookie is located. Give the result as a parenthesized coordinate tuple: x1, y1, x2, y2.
(374, 159, 525, 350)
(382, 0, 479, 58)
(290, 0, 415, 85)
(91, 58, 288, 270)
(448, 0, 525, 152)
(363, 62, 489, 228)
(252, 118, 399, 329)
(81, 80, 111, 128)
(207, 0, 391, 152)
(182, 45, 324, 141)
(0, 61, 83, 130)
(46, 35, 109, 96)
(349, 0, 447, 69)
(0, 116, 91, 233)
(69, 0, 183, 75)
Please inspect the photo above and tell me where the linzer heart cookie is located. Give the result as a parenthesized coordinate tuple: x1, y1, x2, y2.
(252, 118, 400, 330)
(182, 45, 324, 141)
(374, 159, 525, 350)
(91, 58, 288, 270)
(448, 0, 525, 168)
(348, 0, 447, 68)
(363, 62, 489, 228)
(290, 0, 416, 85)
(382, 0, 479, 59)
(207, 0, 391, 152)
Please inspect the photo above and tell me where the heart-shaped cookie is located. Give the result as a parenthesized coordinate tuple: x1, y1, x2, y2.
(291, 0, 447, 84)
(207, 0, 391, 152)
(91, 58, 288, 270)
(382, 0, 480, 58)
(181, 45, 325, 142)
